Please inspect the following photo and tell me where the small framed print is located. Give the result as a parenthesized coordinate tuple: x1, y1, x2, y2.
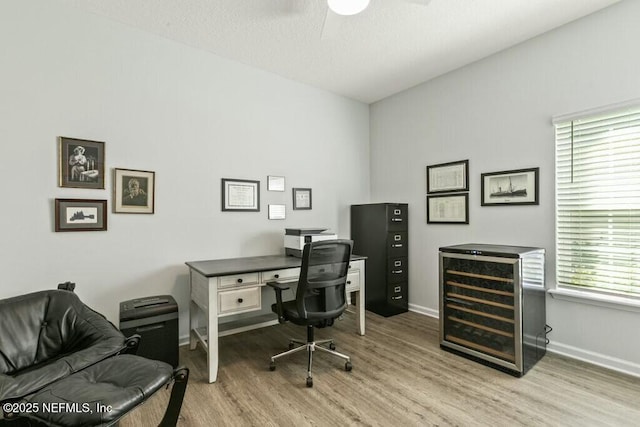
(58, 137, 105, 189)
(114, 168, 155, 214)
(427, 160, 469, 194)
(268, 204, 286, 220)
(222, 178, 260, 212)
(293, 188, 312, 210)
(55, 199, 107, 232)
(427, 193, 469, 224)
(481, 167, 539, 206)
(267, 176, 285, 192)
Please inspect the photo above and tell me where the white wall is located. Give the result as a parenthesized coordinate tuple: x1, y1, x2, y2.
(0, 0, 370, 339)
(370, 0, 640, 376)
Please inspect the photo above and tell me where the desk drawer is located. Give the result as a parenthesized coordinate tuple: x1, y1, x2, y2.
(346, 270, 360, 293)
(262, 267, 300, 283)
(218, 273, 259, 289)
(218, 286, 261, 316)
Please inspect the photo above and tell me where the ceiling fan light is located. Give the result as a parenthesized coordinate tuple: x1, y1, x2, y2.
(327, 0, 371, 16)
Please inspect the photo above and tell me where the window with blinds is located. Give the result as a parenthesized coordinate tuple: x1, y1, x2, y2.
(554, 102, 640, 296)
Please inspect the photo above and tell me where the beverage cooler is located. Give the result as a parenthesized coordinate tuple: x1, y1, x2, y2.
(439, 244, 547, 376)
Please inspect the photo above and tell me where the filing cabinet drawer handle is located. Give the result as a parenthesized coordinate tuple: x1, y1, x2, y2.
(237, 278, 243, 283)
(392, 244, 403, 248)
(392, 295, 403, 300)
(394, 286, 401, 292)
(391, 218, 403, 222)
(237, 298, 243, 303)
(392, 270, 403, 274)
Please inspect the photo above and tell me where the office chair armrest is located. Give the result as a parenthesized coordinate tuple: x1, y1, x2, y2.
(267, 281, 294, 324)
(266, 281, 292, 291)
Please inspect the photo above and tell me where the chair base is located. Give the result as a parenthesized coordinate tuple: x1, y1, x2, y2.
(269, 325, 352, 387)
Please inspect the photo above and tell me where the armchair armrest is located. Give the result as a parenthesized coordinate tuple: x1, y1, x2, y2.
(266, 280, 295, 324)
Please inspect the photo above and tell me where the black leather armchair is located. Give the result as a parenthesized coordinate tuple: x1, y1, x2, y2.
(268, 240, 353, 388)
(0, 289, 188, 426)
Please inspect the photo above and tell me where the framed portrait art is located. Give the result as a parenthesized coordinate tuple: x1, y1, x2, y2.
(222, 178, 260, 212)
(55, 199, 107, 232)
(58, 137, 105, 189)
(481, 167, 539, 206)
(113, 168, 155, 214)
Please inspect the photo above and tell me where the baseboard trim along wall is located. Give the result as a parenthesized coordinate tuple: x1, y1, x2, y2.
(547, 341, 640, 379)
(408, 303, 438, 319)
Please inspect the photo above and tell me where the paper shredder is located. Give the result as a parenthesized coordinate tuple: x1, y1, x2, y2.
(119, 295, 179, 368)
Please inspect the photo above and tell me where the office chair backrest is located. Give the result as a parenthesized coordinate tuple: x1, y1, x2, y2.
(296, 239, 353, 325)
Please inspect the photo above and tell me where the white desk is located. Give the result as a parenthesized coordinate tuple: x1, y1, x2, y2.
(185, 254, 366, 383)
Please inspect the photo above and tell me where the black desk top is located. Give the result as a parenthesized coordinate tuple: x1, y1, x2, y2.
(186, 254, 366, 277)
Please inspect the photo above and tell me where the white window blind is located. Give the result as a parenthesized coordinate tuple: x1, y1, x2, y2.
(554, 103, 640, 296)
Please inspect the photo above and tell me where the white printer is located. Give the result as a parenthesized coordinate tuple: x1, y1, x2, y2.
(284, 228, 337, 257)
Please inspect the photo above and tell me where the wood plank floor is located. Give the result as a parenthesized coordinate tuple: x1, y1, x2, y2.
(121, 310, 640, 426)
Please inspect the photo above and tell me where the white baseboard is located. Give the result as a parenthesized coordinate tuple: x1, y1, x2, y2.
(547, 341, 640, 378)
(408, 303, 438, 319)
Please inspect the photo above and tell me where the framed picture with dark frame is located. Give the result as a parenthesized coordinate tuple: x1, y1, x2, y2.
(58, 137, 105, 189)
(292, 188, 312, 210)
(427, 159, 469, 194)
(222, 178, 260, 211)
(481, 167, 539, 206)
(427, 193, 469, 224)
(55, 198, 107, 232)
(113, 168, 155, 214)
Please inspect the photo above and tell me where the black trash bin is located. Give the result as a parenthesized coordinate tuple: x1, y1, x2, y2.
(119, 295, 179, 368)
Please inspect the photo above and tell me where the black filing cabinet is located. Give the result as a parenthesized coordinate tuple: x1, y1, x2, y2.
(351, 203, 409, 317)
(119, 295, 179, 368)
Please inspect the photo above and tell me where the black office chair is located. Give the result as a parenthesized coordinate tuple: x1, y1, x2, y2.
(267, 239, 353, 388)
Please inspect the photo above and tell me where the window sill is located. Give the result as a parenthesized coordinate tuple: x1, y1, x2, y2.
(548, 287, 640, 313)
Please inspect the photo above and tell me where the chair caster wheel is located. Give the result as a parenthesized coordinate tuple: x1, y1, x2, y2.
(269, 361, 276, 371)
(306, 377, 313, 387)
(329, 343, 336, 350)
(345, 361, 352, 371)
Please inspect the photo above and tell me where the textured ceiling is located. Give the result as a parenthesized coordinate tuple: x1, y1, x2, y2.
(61, 0, 620, 104)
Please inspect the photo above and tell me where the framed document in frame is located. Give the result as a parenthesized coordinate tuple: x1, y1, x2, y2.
(427, 160, 469, 194)
(222, 178, 260, 212)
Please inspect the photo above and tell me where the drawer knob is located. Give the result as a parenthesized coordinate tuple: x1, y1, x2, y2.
(347, 281, 351, 285)
(237, 278, 243, 283)
(237, 298, 244, 303)
(274, 274, 280, 279)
